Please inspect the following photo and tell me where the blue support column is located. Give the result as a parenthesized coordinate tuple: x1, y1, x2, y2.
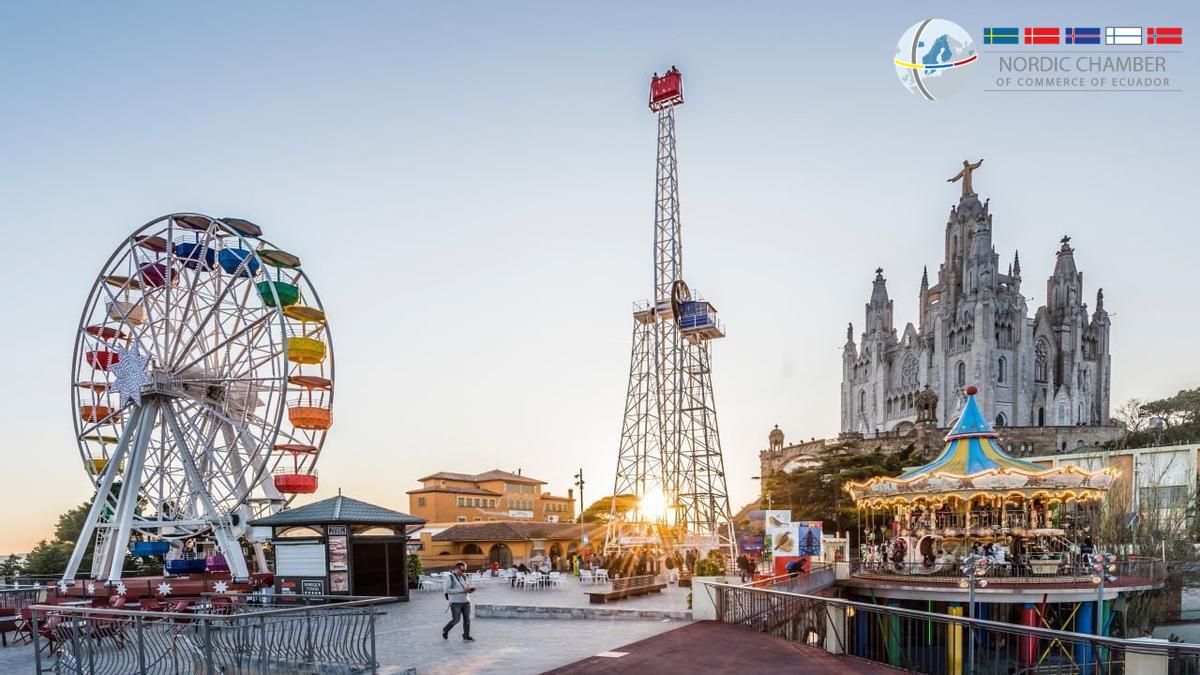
(1075, 601, 1095, 670)
(856, 606, 868, 658)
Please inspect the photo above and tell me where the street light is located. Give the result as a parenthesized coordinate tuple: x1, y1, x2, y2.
(959, 553, 992, 673)
(1091, 551, 1118, 634)
(573, 469, 585, 522)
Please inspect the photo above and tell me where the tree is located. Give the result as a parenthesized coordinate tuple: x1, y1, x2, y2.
(1117, 388, 1200, 448)
(22, 540, 73, 576)
(55, 502, 93, 544)
(762, 441, 923, 541)
(578, 494, 638, 523)
(0, 553, 22, 580)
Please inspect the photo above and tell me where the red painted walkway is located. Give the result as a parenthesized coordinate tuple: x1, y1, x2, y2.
(545, 621, 900, 674)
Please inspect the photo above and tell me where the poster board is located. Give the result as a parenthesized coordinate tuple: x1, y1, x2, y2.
(796, 521, 823, 556)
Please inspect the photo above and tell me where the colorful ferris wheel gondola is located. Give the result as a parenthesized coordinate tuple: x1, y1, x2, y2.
(65, 213, 334, 585)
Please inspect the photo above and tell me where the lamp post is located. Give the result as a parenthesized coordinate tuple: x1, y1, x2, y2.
(573, 469, 585, 522)
(1091, 551, 1118, 631)
(958, 553, 991, 673)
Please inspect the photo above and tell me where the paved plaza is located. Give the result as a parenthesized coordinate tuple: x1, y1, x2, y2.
(0, 578, 696, 674)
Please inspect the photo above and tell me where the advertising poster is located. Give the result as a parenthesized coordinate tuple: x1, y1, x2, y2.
(327, 535, 348, 572)
(763, 509, 792, 562)
(330, 572, 349, 593)
(796, 521, 823, 556)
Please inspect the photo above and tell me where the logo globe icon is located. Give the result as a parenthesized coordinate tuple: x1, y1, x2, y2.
(895, 19, 978, 100)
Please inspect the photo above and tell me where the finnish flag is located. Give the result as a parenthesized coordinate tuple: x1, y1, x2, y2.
(1105, 27, 1143, 45)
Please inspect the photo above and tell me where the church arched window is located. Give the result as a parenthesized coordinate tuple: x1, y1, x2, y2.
(995, 413, 1007, 428)
(997, 356, 1007, 383)
(859, 390, 866, 416)
(1057, 403, 1068, 425)
(956, 362, 966, 388)
(1034, 339, 1049, 383)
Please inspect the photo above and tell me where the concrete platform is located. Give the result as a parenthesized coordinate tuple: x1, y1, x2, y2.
(460, 577, 693, 621)
(546, 621, 902, 674)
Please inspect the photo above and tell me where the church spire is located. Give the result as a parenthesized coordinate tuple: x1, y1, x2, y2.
(1012, 250, 1021, 277)
(865, 268, 894, 336)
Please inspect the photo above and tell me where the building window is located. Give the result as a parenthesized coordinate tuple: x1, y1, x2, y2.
(997, 357, 1006, 383)
(456, 497, 465, 507)
(473, 498, 481, 507)
(1035, 339, 1049, 383)
(463, 543, 483, 555)
(859, 391, 866, 416)
(1038, 407, 1045, 427)
(995, 413, 1007, 428)
(489, 499, 496, 508)
(1057, 403, 1068, 425)
(457, 516, 466, 522)
(956, 362, 966, 389)
(417, 497, 426, 507)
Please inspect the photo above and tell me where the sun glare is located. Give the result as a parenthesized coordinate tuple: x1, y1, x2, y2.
(639, 490, 669, 521)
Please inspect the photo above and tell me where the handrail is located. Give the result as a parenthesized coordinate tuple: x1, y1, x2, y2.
(705, 580, 1200, 656)
(30, 594, 390, 621)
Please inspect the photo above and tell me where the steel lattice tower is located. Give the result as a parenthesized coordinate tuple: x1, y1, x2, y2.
(605, 68, 735, 561)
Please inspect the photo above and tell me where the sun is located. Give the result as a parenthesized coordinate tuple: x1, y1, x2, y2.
(639, 490, 669, 521)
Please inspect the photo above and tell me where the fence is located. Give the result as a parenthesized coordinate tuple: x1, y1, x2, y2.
(849, 557, 1167, 585)
(30, 594, 389, 674)
(706, 580, 1200, 674)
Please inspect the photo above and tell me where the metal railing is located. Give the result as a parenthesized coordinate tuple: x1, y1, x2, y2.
(849, 557, 1168, 585)
(745, 564, 837, 595)
(30, 594, 390, 674)
(707, 580, 1200, 674)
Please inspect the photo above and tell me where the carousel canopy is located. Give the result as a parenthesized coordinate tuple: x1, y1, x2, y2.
(845, 386, 1117, 506)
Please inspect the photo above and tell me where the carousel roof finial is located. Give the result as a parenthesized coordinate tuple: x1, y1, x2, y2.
(945, 384, 999, 441)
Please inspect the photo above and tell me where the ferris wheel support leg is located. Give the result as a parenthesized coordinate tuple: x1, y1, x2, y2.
(101, 401, 159, 583)
(162, 402, 251, 582)
(62, 406, 141, 583)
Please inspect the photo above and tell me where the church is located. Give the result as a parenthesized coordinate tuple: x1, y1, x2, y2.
(840, 160, 1112, 435)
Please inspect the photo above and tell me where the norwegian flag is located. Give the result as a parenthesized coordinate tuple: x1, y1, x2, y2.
(1147, 27, 1183, 45)
(1024, 27, 1060, 45)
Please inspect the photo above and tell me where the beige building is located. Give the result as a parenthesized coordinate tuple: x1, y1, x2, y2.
(406, 469, 576, 524)
(416, 521, 603, 570)
(1030, 443, 1200, 524)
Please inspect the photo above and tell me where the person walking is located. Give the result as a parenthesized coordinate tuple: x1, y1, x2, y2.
(737, 553, 750, 582)
(442, 562, 475, 642)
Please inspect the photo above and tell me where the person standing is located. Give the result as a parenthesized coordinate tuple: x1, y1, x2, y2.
(442, 562, 475, 642)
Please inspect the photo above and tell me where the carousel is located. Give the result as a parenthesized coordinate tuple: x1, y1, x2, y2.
(845, 386, 1119, 579)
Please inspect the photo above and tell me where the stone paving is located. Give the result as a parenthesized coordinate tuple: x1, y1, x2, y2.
(378, 582, 688, 674)
(0, 579, 693, 674)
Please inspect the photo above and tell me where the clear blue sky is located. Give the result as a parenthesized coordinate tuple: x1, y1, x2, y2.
(1, 2, 1197, 553)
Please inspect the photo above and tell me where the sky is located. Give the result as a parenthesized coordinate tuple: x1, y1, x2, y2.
(1, 2, 1197, 554)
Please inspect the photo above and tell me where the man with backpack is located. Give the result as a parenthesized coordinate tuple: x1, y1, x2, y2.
(442, 562, 475, 642)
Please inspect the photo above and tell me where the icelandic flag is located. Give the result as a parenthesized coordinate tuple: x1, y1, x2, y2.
(1147, 27, 1183, 45)
(1024, 27, 1060, 45)
(984, 27, 1019, 45)
(1105, 26, 1143, 45)
(1064, 27, 1101, 45)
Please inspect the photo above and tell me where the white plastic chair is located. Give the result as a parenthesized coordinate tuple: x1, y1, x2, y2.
(596, 569, 609, 583)
(579, 570, 595, 585)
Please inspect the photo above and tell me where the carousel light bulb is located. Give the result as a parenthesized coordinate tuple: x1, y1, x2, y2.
(978, 579, 989, 588)
(1107, 564, 1116, 573)
(958, 579, 969, 589)
(1091, 575, 1102, 584)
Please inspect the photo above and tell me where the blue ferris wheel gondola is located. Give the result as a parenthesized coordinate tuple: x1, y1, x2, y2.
(218, 248, 261, 277)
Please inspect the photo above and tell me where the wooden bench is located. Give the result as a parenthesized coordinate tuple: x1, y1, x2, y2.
(585, 575, 667, 604)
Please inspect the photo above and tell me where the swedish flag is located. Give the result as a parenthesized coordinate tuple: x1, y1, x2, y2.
(984, 27, 1019, 45)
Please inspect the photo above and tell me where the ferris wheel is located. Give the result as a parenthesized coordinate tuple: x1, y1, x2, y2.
(63, 213, 333, 584)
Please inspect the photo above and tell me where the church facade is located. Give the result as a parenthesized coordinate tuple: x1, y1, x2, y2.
(840, 162, 1112, 434)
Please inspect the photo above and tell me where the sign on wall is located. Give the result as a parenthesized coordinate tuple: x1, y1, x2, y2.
(796, 521, 823, 556)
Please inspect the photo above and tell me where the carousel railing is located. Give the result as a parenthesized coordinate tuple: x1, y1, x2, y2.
(901, 511, 1069, 532)
(29, 593, 389, 674)
(849, 556, 1167, 584)
(709, 580, 1200, 675)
